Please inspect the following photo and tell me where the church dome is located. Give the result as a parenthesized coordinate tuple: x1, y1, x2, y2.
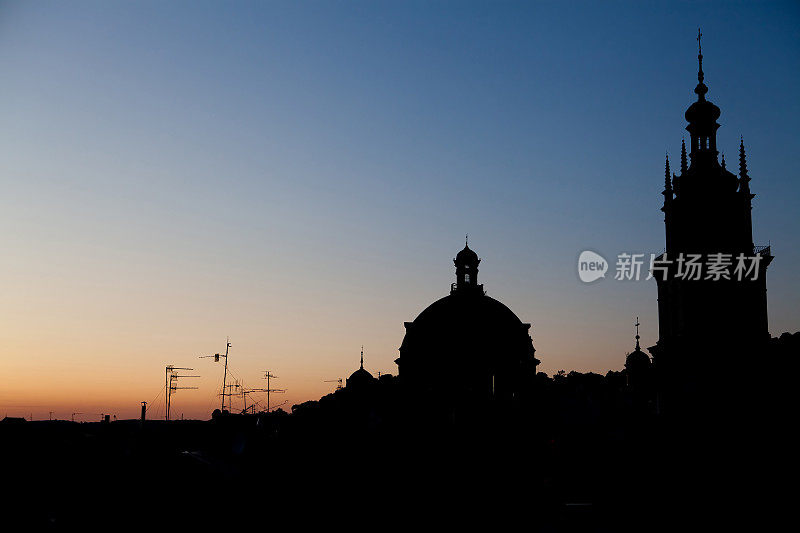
(346, 348, 375, 389)
(400, 292, 536, 376)
(410, 292, 525, 333)
(347, 367, 373, 385)
(397, 243, 538, 403)
(625, 348, 651, 370)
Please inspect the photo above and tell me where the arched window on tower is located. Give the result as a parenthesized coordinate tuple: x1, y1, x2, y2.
(464, 274, 470, 284)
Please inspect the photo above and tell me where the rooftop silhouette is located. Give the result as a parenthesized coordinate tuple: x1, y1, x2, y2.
(0, 21, 795, 532)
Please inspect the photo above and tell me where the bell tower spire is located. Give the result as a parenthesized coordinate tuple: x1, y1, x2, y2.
(685, 29, 720, 166)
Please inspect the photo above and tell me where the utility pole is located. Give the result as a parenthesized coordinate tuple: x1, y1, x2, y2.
(199, 338, 231, 412)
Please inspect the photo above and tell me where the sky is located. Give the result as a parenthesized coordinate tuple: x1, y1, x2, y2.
(1, 0, 798, 420)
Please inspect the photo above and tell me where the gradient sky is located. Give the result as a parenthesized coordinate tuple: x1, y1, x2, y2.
(1, 1, 798, 420)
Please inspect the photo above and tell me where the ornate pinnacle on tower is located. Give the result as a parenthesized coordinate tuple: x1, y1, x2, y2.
(739, 136, 752, 198)
(662, 153, 674, 212)
(721, 153, 726, 170)
(739, 136, 749, 181)
(680, 139, 688, 174)
(664, 153, 672, 191)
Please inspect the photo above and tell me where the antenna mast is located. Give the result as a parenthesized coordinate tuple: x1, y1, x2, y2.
(324, 378, 343, 391)
(263, 371, 285, 413)
(165, 365, 200, 421)
(219, 381, 241, 412)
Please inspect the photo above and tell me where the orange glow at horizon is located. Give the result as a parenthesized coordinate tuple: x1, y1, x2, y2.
(0, 279, 657, 421)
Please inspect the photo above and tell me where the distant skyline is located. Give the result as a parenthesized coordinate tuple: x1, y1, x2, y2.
(1, 1, 799, 419)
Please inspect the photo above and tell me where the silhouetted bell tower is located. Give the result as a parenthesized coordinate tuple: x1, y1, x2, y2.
(651, 32, 773, 417)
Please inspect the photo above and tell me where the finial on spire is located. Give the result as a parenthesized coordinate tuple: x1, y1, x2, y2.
(697, 28, 702, 55)
(680, 139, 688, 174)
(465, 234, 469, 247)
(739, 136, 749, 180)
(697, 28, 703, 81)
(634, 317, 641, 351)
(694, 28, 708, 100)
(360, 346, 364, 369)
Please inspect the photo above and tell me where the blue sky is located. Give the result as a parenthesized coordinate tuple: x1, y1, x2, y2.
(0, 1, 798, 417)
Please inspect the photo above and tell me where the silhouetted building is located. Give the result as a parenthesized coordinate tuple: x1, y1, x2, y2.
(346, 347, 376, 390)
(396, 241, 539, 415)
(649, 36, 773, 416)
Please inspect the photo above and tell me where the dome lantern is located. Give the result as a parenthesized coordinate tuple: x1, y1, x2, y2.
(453, 236, 481, 293)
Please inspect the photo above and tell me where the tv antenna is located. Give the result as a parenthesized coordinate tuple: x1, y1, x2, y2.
(263, 371, 285, 413)
(324, 378, 343, 391)
(165, 365, 200, 421)
(219, 381, 241, 412)
(199, 338, 231, 412)
(247, 371, 286, 413)
(239, 388, 262, 414)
